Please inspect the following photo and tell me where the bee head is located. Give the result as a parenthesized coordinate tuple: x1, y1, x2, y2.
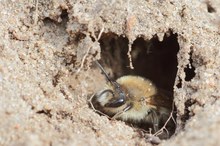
(96, 83, 127, 108)
(92, 61, 132, 115)
(92, 84, 132, 117)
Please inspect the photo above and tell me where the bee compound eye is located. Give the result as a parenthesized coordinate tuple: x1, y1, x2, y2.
(104, 96, 125, 108)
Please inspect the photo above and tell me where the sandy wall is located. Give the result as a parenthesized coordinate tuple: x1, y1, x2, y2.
(0, 0, 220, 145)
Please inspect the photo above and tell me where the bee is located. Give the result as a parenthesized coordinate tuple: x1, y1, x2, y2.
(91, 61, 175, 138)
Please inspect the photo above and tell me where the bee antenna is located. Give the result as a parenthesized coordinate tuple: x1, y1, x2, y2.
(95, 60, 114, 84)
(95, 60, 125, 97)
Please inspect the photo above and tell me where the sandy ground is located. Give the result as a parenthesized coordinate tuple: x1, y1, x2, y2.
(0, 0, 220, 146)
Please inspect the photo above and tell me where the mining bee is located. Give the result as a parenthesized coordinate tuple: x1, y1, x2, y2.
(90, 61, 175, 138)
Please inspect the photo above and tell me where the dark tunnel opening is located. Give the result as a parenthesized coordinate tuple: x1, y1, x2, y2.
(93, 31, 181, 139)
(98, 32, 180, 93)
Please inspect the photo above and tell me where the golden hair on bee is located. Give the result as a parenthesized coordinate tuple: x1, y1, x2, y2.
(91, 61, 175, 138)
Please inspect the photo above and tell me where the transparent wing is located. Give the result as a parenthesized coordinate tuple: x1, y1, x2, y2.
(148, 89, 173, 110)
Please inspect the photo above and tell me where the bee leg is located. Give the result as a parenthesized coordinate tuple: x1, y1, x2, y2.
(153, 123, 159, 133)
(91, 89, 114, 109)
(149, 110, 159, 133)
(112, 103, 132, 119)
(97, 89, 114, 98)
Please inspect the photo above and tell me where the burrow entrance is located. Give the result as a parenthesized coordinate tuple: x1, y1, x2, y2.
(98, 32, 179, 92)
(91, 31, 180, 139)
(88, 30, 198, 140)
